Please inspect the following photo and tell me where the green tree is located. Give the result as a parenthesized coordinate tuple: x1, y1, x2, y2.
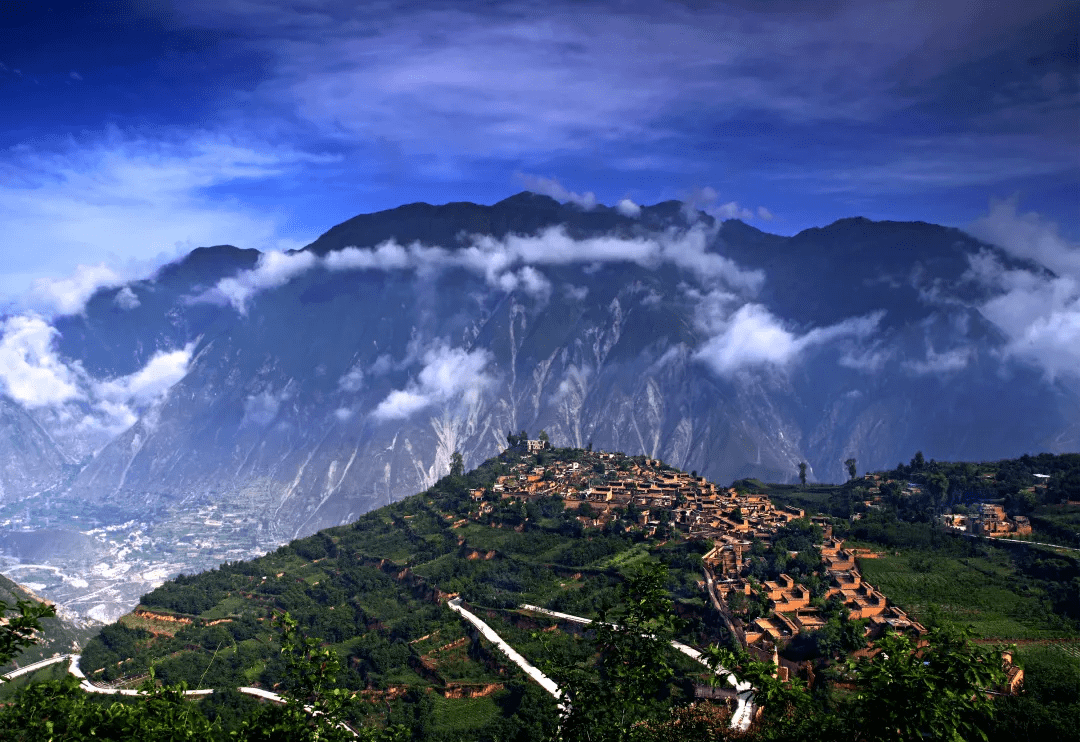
(543, 563, 684, 742)
(0, 598, 56, 667)
(798, 462, 807, 486)
(844, 628, 1005, 742)
(845, 458, 857, 481)
(926, 471, 950, 509)
(449, 451, 464, 477)
(704, 643, 827, 741)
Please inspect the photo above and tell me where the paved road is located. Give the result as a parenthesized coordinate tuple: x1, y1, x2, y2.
(519, 604, 755, 731)
(448, 598, 563, 702)
(2, 654, 71, 681)
(4, 653, 355, 735)
(948, 529, 1080, 552)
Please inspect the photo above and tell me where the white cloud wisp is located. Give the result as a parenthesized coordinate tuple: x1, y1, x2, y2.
(694, 302, 884, 377)
(0, 315, 84, 408)
(964, 203, 1080, 380)
(210, 222, 767, 312)
(0, 313, 195, 441)
(372, 344, 495, 421)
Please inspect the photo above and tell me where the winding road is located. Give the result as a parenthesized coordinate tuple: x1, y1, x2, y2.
(3, 653, 356, 736)
(6, 599, 757, 733)
(517, 603, 755, 731)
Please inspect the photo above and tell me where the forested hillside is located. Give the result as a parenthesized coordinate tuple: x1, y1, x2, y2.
(5, 446, 1080, 740)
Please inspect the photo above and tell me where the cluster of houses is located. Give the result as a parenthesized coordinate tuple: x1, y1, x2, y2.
(470, 441, 810, 540)
(461, 443, 1030, 693)
(470, 443, 924, 653)
(941, 503, 1032, 538)
(706, 537, 925, 654)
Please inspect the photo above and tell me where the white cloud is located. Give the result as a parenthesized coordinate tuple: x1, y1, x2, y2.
(211, 221, 765, 310)
(372, 344, 494, 420)
(324, 241, 411, 271)
(87, 345, 195, 434)
(902, 345, 973, 374)
(680, 187, 766, 223)
(962, 203, 1080, 380)
(370, 354, 394, 376)
(616, 198, 641, 217)
(242, 389, 285, 428)
(333, 407, 354, 421)
(515, 174, 596, 209)
(94, 346, 194, 407)
(694, 303, 883, 376)
(113, 286, 141, 310)
(714, 201, 755, 220)
(564, 284, 589, 301)
(967, 196, 1080, 281)
(970, 257, 1080, 380)
(0, 315, 193, 439)
(372, 389, 429, 420)
(680, 186, 718, 222)
(464, 224, 764, 293)
(496, 266, 552, 301)
(188, 0, 1067, 185)
(213, 250, 318, 313)
(338, 362, 365, 392)
(0, 315, 84, 407)
(29, 264, 124, 317)
(839, 346, 893, 372)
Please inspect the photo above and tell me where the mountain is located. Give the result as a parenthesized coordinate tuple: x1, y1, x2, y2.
(0, 572, 100, 672)
(0, 192, 1077, 617)
(0, 398, 70, 504)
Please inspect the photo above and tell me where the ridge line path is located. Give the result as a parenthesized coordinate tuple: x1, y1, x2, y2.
(519, 603, 755, 731)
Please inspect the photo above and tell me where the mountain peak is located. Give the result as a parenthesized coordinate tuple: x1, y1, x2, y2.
(493, 191, 564, 209)
(155, 245, 262, 286)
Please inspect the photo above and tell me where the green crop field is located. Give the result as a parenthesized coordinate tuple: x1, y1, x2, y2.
(431, 694, 499, 733)
(858, 550, 1077, 640)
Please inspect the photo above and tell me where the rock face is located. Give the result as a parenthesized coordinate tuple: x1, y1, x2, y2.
(4, 192, 1078, 543)
(0, 398, 70, 504)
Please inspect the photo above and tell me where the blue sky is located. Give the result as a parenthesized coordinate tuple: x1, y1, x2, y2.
(0, 0, 1076, 302)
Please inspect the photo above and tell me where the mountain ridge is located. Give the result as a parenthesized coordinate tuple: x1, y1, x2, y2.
(0, 191, 1076, 620)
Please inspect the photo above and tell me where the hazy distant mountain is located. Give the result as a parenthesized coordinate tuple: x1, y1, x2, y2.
(4, 192, 1078, 543)
(0, 398, 69, 504)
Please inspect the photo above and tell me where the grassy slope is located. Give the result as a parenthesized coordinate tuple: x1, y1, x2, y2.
(857, 549, 1078, 640)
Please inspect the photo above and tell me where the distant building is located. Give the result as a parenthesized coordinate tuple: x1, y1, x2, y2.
(970, 503, 1032, 537)
(940, 513, 968, 531)
(518, 439, 548, 453)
